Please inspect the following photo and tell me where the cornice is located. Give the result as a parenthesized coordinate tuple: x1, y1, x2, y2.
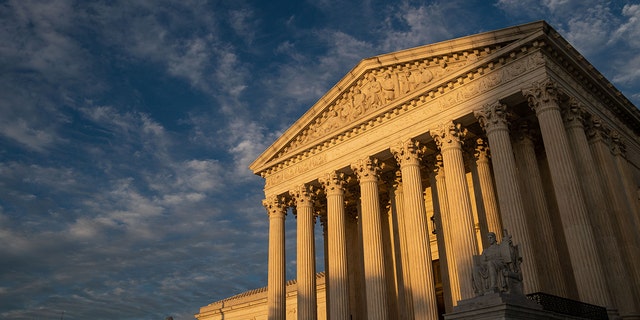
(250, 22, 549, 175)
(261, 44, 546, 187)
(539, 28, 640, 135)
(251, 21, 639, 181)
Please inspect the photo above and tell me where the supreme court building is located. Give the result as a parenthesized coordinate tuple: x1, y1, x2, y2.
(195, 21, 640, 320)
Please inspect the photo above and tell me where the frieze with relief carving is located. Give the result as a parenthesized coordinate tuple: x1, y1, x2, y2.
(266, 153, 327, 188)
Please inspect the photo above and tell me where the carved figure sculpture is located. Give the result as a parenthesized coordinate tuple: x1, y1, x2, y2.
(472, 230, 523, 296)
(364, 74, 383, 108)
(381, 73, 395, 102)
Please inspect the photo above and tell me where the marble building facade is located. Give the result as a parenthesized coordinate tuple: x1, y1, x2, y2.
(195, 21, 640, 320)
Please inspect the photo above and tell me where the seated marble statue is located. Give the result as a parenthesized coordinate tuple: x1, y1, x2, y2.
(472, 230, 523, 296)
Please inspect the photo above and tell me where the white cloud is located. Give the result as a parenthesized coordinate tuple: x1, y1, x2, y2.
(177, 159, 224, 192)
(562, 4, 616, 55)
(0, 0, 94, 152)
(613, 54, 640, 85)
(0, 119, 56, 152)
(380, 2, 454, 52)
(228, 8, 258, 44)
(610, 4, 640, 48)
(495, 0, 548, 18)
(3, 0, 89, 82)
(542, 0, 572, 13)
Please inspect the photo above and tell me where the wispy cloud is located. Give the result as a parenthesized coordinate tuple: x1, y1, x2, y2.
(379, 1, 455, 52)
(493, 0, 640, 100)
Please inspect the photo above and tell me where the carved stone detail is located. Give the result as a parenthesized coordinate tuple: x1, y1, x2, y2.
(268, 50, 545, 168)
(351, 157, 382, 183)
(475, 101, 510, 134)
(390, 139, 424, 167)
(474, 138, 490, 162)
(432, 121, 467, 152)
(522, 79, 559, 115)
(472, 230, 523, 296)
(263, 196, 288, 218)
(562, 97, 586, 130)
(291, 184, 316, 207)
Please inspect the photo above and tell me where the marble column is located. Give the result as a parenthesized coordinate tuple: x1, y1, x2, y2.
(522, 79, 609, 307)
(345, 203, 365, 320)
(380, 190, 399, 319)
(292, 185, 318, 320)
(473, 138, 502, 240)
(263, 196, 287, 320)
(587, 118, 640, 303)
(351, 157, 389, 319)
(318, 211, 330, 317)
(391, 139, 439, 320)
(430, 157, 454, 312)
(320, 172, 350, 320)
(475, 101, 540, 294)
(563, 102, 637, 316)
(611, 133, 640, 228)
(511, 121, 566, 297)
(389, 172, 414, 320)
(431, 122, 478, 300)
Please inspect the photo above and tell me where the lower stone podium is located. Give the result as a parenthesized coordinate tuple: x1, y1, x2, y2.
(444, 291, 549, 320)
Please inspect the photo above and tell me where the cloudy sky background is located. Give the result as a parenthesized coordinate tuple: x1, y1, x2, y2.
(1, 0, 639, 319)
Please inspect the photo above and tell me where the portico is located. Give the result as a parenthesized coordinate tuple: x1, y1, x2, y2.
(196, 21, 640, 320)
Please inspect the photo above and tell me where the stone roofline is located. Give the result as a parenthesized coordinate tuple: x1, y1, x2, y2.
(249, 20, 640, 177)
(202, 272, 327, 310)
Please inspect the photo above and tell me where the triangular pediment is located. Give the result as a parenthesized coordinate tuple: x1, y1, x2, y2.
(250, 21, 549, 174)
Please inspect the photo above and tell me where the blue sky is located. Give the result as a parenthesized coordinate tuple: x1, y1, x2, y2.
(1, 0, 638, 319)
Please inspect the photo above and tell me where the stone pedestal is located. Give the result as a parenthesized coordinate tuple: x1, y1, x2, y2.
(445, 293, 547, 320)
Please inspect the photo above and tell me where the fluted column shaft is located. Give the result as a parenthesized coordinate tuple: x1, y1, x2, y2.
(611, 134, 640, 229)
(345, 205, 366, 319)
(390, 173, 415, 320)
(523, 80, 609, 307)
(293, 185, 317, 320)
(473, 139, 502, 239)
(391, 140, 438, 319)
(432, 122, 478, 300)
(588, 120, 640, 302)
(319, 213, 329, 317)
(564, 104, 637, 315)
(475, 102, 540, 293)
(512, 122, 566, 296)
(433, 156, 459, 308)
(320, 172, 351, 320)
(264, 197, 287, 320)
(351, 158, 389, 320)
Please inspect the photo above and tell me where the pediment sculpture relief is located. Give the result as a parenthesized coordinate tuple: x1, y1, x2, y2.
(279, 54, 481, 158)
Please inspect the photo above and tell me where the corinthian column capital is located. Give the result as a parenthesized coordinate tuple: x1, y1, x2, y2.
(351, 157, 382, 183)
(610, 131, 627, 157)
(291, 184, 316, 207)
(319, 171, 347, 196)
(433, 153, 445, 176)
(474, 138, 490, 163)
(562, 97, 586, 129)
(431, 121, 467, 151)
(522, 79, 559, 114)
(475, 101, 510, 133)
(586, 116, 610, 144)
(390, 139, 424, 167)
(263, 195, 287, 219)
